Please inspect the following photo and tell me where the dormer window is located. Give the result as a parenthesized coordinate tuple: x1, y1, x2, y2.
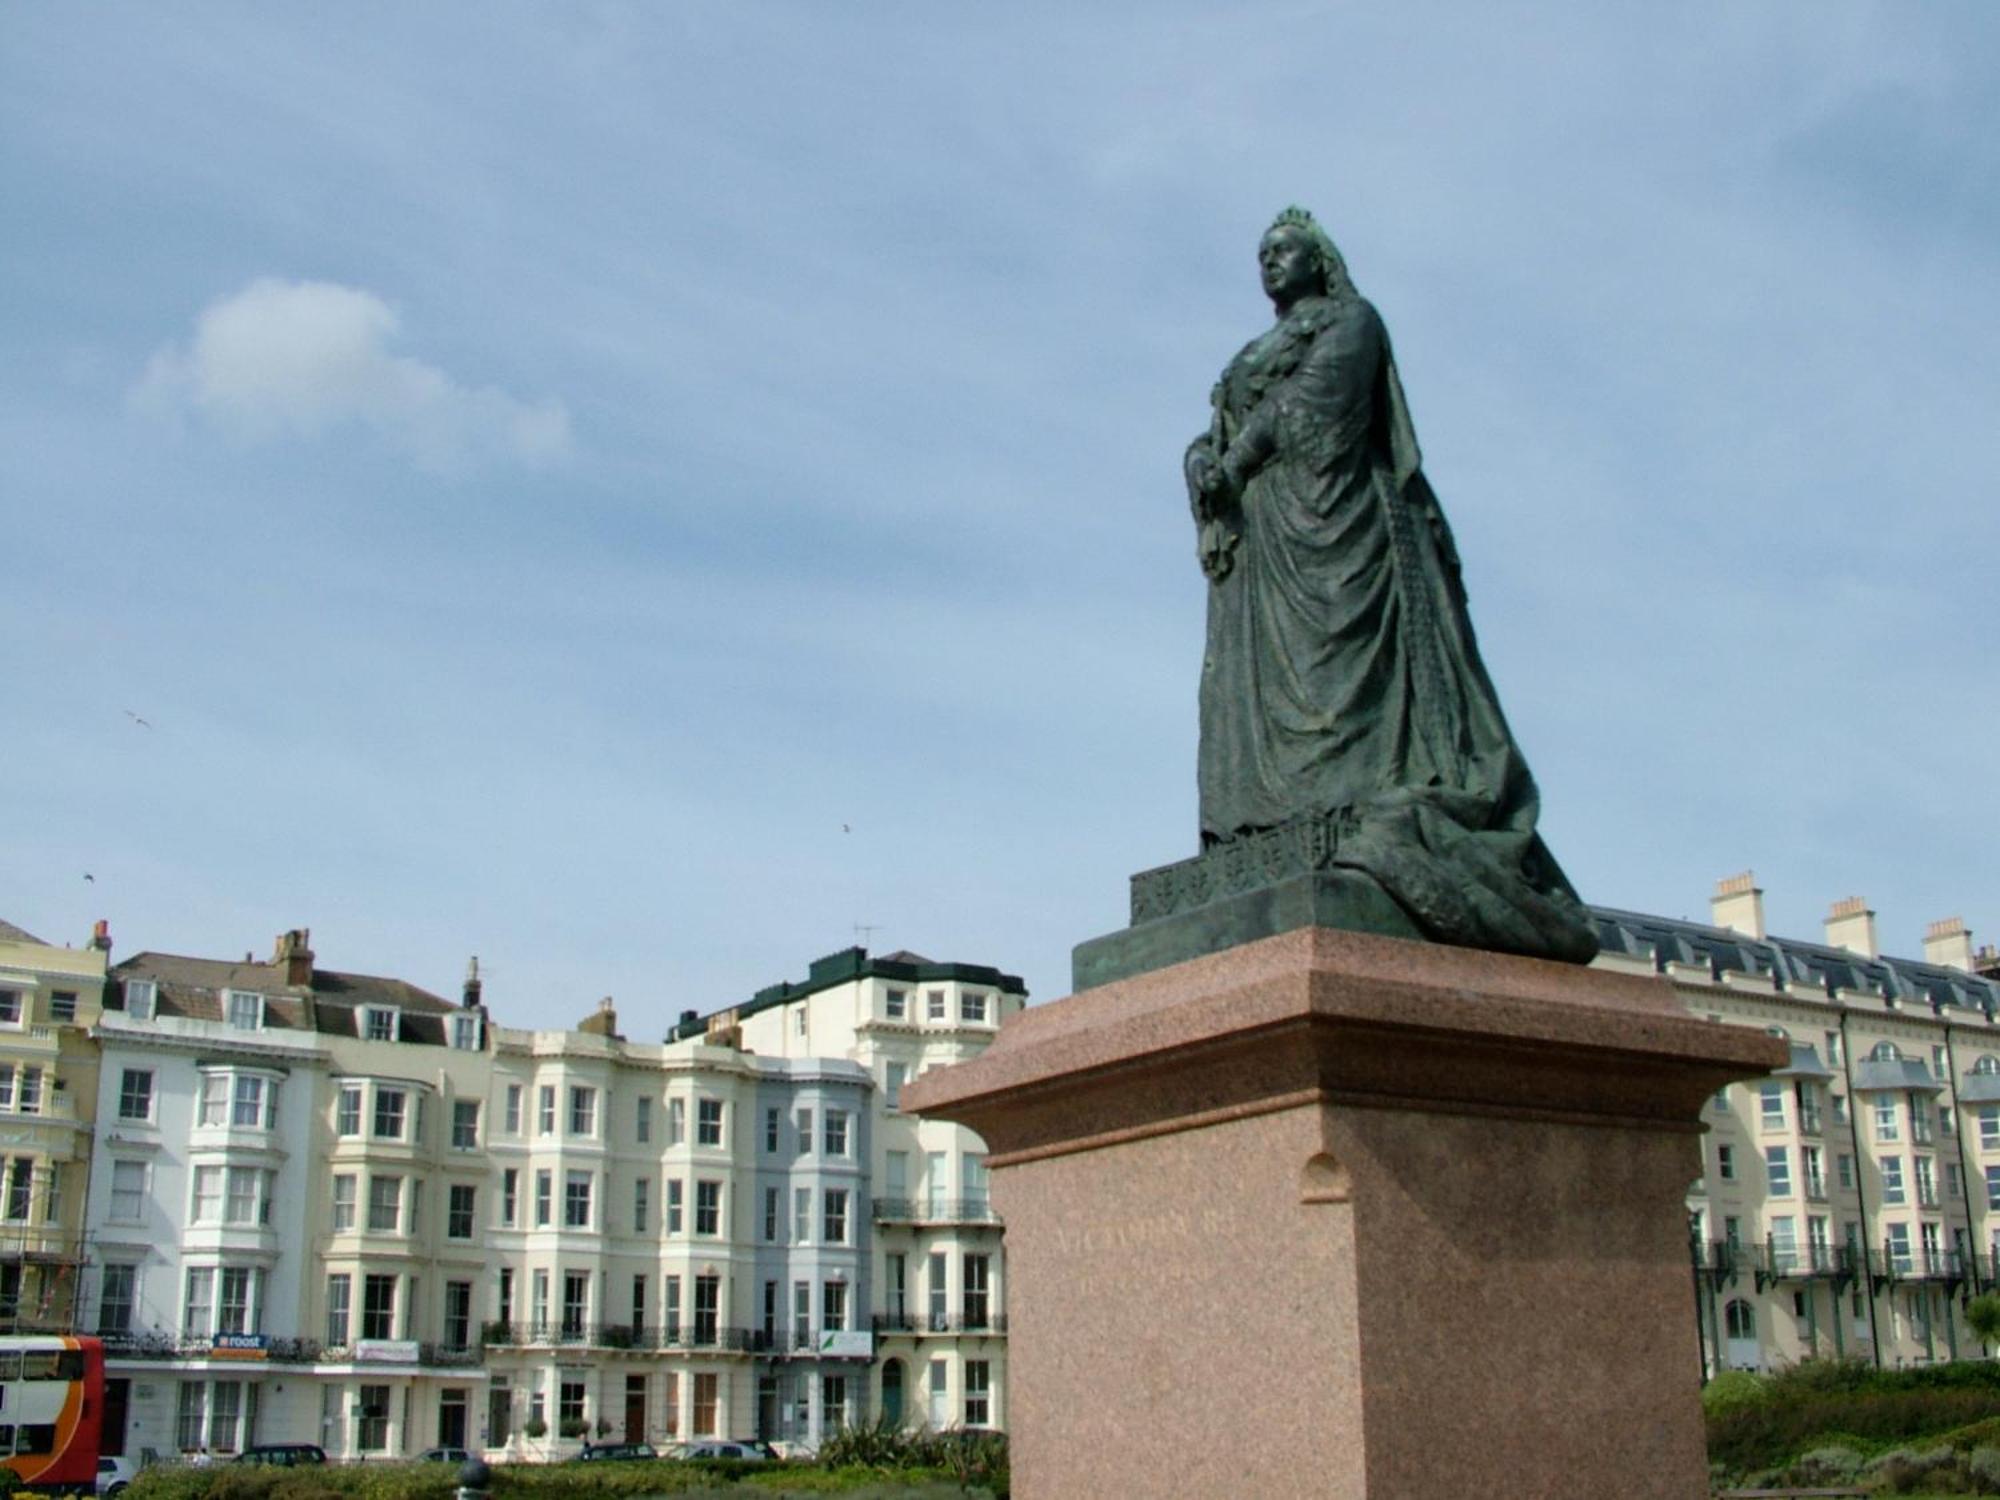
(0, 990, 21, 1026)
(451, 1014, 482, 1051)
(363, 1007, 397, 1042)
(225, 990, 265, 1031)
(124, 980, 157, 1020)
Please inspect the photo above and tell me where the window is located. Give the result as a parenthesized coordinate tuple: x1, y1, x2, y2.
(796, 1108, 813, 1156)
(886, 987, 908, 1020)
(1881, 1156, 1905, 1205)
(185, 1267, 214, 1333)
(1802, 1146, 1824, 1198)
(504, 1084, 523, 1134)
(793, 1280, 810, 1340)
(175, 1382, 207, 1451)
(822, 1374, 849, 1432)
(532, 1269, 549, 1331)
(823, 1188, 848, 1245)
(216, 1267, 254, 1334)
(1764, 1146, 1791, 1196)
(1984, 1165, 2000, 1211)
(117, 1069, 153, 1121)
(763, 1186, 779, 1241)
(823, 1280, 847, 1332)
(193, 1165, 223, 1223)
(764, 1107, 779, 1153)
(696, 1179, 721, 1235)
(498, 1267, 514, 1327)
(1948, 1162, 1962, 1198)
(631, 1274, 647, 1330)
(368, 1176, 402, 1233)
(1838, 1153, 1855, 1189)
(825, 1110, 849, 1157)
(47, 990, 76, 1023)
(1758, 1083, 1784, 1131)
(697, 1098, 723, 1146)
(451, 1013, 481, 1051)
(669, 1098, 685, 1145)
(665, 1275, 683, 1341)
(795, 1007, 807, 1037)
(124, 979, 156, 1020)
(927, 1151, 947, 1215)
(99, 1264, 135, 1335)
(928, 1356, 949, 1425)
(634, 1178, 650, 1234)
(448, 1184, 476, 1240)
(885, 1063, 906, 1111)
(224, 1167, 259, 1225)
(960, 991, 988, 1024)
(444, 1281, 472, 1348)
(538, 1085, 555, 1135)
(331, 1174, 357, 1231)
(886, 1253, 907, 1320)
(964, 1254, 990, 1327)
(1916, 1155, 1937, 1207)
(794, 1186, 811, 1243)
(1716, 1144, 1736, 1181)
(562, 1274, 589, 1338)
(451, 1100, 479, 1149)
(497, 1168, 517, 1226)
(374, 1088, 406, 1139)
(0, 991, 20, 1026)
(965, 1360, 991, 1425)
(17, 1066, 41, 1113)
(964, 1154, 989, 1214)
(693, 1274, 720, 1344)
(0, 1065, 15, 1111)
(637, 1096, 654, 1143)
(564, 1171, 593, 1229)
(232, 1076, 274, 1128)
(1, 1157, 29, 1221)
(928, 1251, 948, 1331)
(336, 1086, 362, 1136)
(569, 1086, 596, 1136)
(692, 1372, 719, 1437)
(667, 1178, 684, 1234)
(225, 990, 263, 1030)
(535, 1170, 552, 1227)
(362, 1275, 397, 1339)
(1887, 1221, 1914, 1274)
(1876, 1097, 1899, 1141)
(363, 1006, 396, 1041)
(109, 1160, 145, 1221)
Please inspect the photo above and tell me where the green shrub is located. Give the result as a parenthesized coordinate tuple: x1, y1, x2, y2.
(1701, 1369, 1770, 1416)
(1786, 1444, 1863, 1484)
(1969, 1445, 2000, 1494)
(1969, 1294, 2000, 1349)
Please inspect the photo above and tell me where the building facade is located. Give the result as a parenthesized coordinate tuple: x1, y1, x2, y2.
(1593, 876, 2000, 1376)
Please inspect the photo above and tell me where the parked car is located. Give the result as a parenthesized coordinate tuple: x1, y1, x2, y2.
(96, 1457, 140, 1497)
(233, 1444, 328, 1467)
(417, 1447, 473, 1464)
(575, 1441, 658, 1461)
(679, 1440, 767, 1461)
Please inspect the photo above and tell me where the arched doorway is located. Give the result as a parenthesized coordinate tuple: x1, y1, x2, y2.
(880, 1358, 905, 1427)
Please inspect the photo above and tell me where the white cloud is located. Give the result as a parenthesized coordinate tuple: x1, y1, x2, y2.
(133, 278, 569, 470)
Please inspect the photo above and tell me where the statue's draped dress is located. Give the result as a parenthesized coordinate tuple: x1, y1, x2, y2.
(1193, 288, 1598, 962)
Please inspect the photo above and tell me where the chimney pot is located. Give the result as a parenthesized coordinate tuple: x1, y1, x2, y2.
(1824, 897, 1878, 959)
(1924, 917, 1975, 972)
(1710, 871, 1766, 940)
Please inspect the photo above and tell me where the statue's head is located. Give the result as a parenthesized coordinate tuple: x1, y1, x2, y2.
(1260, 206, 1350, 310)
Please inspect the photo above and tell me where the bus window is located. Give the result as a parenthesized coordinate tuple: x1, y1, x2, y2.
(0, 1425, 16, 1453)
(16, 1424, 53, 1455)
(52, 1352, 81, 1382)
(20, 1353, 59, 1381)
(0, 1354, 22, 1380)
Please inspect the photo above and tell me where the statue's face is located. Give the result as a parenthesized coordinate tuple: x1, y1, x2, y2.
(1259, 227, 1321, 306)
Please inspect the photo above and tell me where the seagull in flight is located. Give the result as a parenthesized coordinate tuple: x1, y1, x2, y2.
(123, 710, 152, 729)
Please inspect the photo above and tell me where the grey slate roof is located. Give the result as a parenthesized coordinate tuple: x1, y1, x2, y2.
(1589, 906, 2000, 1018)
(109, 951, 457, 1043)
(0, 919, 49, 946)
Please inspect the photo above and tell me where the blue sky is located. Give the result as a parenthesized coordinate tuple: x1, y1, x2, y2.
(5, 3, 1996, 1032)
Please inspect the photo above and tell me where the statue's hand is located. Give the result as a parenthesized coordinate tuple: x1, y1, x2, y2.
(1186, 446, 1224, 520)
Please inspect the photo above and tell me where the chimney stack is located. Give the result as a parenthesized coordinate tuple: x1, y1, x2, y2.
(1924, 918, 1974, 972)
(578, 996, 620, 1039)
(89, 919, 112, 954)
(1824, 898, 1877, 959)
(1710, 872, 1766, 939)
(272, 928, 314, 987)
(462, 957, 483, 1009)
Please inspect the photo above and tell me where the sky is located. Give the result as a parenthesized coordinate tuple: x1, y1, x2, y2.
(5, 3, 1997, 1035)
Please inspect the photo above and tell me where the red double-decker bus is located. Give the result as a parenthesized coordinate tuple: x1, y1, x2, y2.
(0, 1336, 104, 1493)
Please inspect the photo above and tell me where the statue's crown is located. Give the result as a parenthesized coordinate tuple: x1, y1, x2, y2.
(1270, 205, 1319, 233)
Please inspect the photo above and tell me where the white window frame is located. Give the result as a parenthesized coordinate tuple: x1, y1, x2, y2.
(123, 979, 157, 1020)
(362, 1006, 398, 1042)
(224, 990, 265, 1031)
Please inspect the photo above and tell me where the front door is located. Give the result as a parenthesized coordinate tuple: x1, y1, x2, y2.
(439, 1390, 468, 1449)
(103, 1378, 131, 1455)
(624, 1375, 646, 1443)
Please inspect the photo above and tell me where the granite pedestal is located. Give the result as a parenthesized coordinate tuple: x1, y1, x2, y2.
(904, 926, 1785, 1500)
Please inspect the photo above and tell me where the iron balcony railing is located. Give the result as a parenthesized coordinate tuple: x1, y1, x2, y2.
(870, 1197, 1002, 1226)
(480, 1320, 757, 1352)
(100, 1333, 483, 1366)
(871, 1312, 1009, 1336)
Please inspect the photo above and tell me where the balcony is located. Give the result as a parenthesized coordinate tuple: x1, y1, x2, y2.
(870, 1197, 1002, 1227)
(103, 1333, 484, 1367)
(480, 1320, 756, 1353)
(871, 1312, 1008, 1336)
